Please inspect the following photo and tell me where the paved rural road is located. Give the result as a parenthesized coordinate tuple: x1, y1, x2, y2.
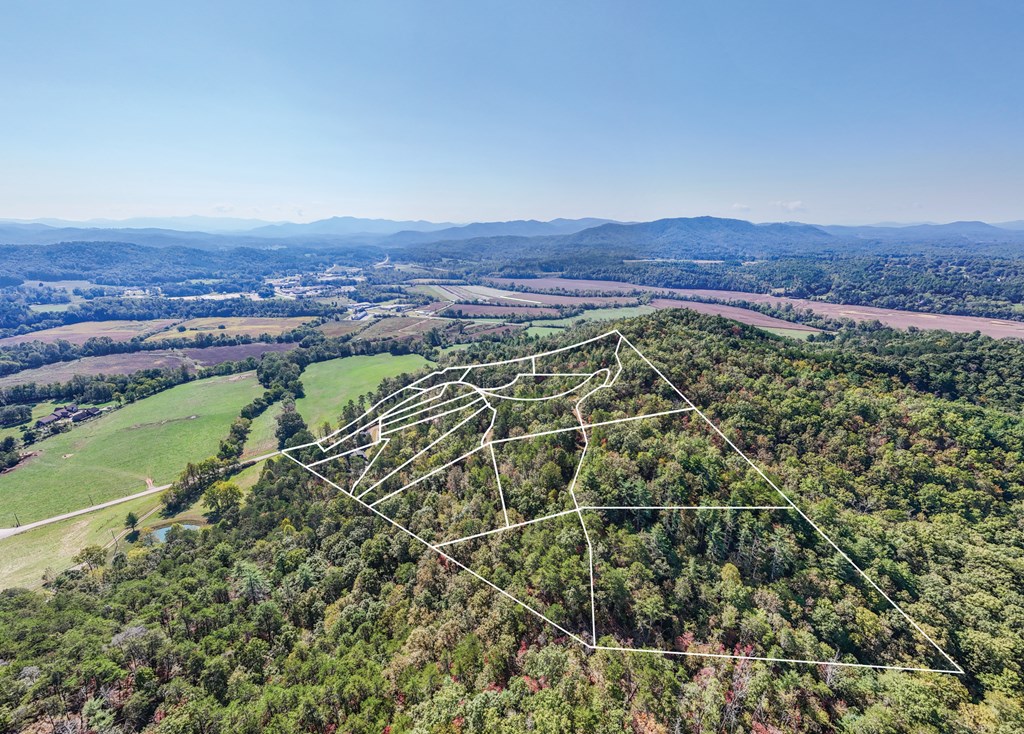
(0, 450, 281, 542)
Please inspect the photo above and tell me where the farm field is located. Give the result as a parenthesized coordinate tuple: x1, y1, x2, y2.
(0, 351, 193, 389)
(295, 353, 432, 432)
(439, 343, 473, 354)
(0, 493, 162, 590)
(0, 343, 298, 389)
(460, 284, 638, 307)
(146, 316, 310, 341)
(0, 319, 177, 346)
(316, 320, 370, 338)
(649, 298, 820, 333)
(438, 303, 559, 317)
(181, 341, 296, 365)
(241, 402, 286, 459)
(543, 305, 657, 326)
(761, 326, 816, 340)
(408, 284, 456, 301)
(353, 316, 452, 342)
(0, 372, 263, 526)
(490, 276, 1024, 340)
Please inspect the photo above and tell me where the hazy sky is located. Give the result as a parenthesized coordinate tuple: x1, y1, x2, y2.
(1, 1, 1022, 224)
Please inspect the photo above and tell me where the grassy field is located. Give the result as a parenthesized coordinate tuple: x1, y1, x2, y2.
(0, 372, 263, 526)
(0, 493, 162, 589)
(241, 401, 285, 459)
(146, 316, 310, 342)
(0, 351, 194, 389)
(295, 354, 432, 433)
(316, 320, 370, 338)
(409, 284, 458, 301)
(352, 316, 452, 342)
(760, 326, 816, 340)
(542, 305, 657, 327)
(0, 319, 177, 347)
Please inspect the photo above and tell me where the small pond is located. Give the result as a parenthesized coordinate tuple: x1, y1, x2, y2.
(151, 524, 200, 542)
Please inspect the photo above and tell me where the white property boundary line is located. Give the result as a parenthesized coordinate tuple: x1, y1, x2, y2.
(284, 330, 963, 675)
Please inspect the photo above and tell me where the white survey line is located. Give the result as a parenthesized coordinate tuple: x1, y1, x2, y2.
(434, 508, 583, 547)
(593, 645, 961, 675)
(350, 438, 388, 496)
(368, 444, 488, 507)
(489, 442, 510, 527)
(380, 396, 485, 436)
(488, 408, 696, 445)
(360, 404, 490, 498)
(286, 329, 962, 674)
(282, 451, 589, 647)
(615, 330, 962, 674)
(588, 505, 792, 511)
(379, 389, 472, 428)
(305, 440, 379, 468)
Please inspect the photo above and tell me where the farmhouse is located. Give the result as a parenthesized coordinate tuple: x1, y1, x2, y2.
(36, 405, 101, 428)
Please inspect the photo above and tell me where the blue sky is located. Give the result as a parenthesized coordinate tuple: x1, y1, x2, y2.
(1, 1, 1021, 224)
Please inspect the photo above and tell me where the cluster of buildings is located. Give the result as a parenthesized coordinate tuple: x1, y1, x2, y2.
(35, 404, 101, 429)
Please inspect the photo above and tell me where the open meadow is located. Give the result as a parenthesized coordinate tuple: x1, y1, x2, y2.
(0, 493, 161, 589)
(146, 316, 310, 341)
(295, 353, 432, 433)
(491, 276, 1024, 340)
(0, 319, 177, 346)
(542, 304, 657, 326)
(0, 372, 263, 526)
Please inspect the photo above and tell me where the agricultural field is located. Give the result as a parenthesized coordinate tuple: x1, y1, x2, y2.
(0, 372, 263, 526)
(181, 341, 296, 365)
(0, 493, 161, 590)
(316, 319, 371, 338)
(0, 319, 177, 346)
(761, 326, 816, 340)
(437, 303, 559, 318)
(352, 316, 451, 342)
(649, 298, 820, 333)
(407, 284, 455, 301)
(241, 401, 286, 460)
(295, 353, 432, 433)
(146, 316, 310, 342)
(461, 284, 638, 307)
(542, 305, 657, 326)
(0, 343, 298, 390)
(491, 276, 1024, 340)
(28, 303, 72, 313)
(0, 351, 194, 389)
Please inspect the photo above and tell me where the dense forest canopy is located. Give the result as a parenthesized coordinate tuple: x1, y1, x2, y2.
(2, 310, 1022, 733)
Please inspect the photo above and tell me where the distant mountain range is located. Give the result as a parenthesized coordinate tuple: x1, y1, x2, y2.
(820, 220, 1024, 244)
(1, 215, 1023, 255)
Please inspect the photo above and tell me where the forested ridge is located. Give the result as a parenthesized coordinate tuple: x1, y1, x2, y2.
(1, 310, 1022, 733)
